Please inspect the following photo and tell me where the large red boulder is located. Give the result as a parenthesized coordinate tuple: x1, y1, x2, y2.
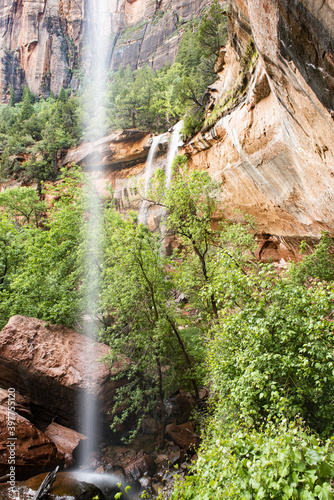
(166, 422, 198, 450)
(0, 315, 127, 434)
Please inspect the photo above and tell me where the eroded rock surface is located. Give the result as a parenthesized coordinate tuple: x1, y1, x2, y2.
(0, 0, 219, 99)
(0, 405, 64, 480)
(44, 422, 88, 467)
(0, 315, 127, 434)
(0, 472, 107, 499)
(61, 129, 151, 171)
(183, 0, 334, 238)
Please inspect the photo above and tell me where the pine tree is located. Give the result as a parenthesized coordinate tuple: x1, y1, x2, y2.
(21, 86, 34, 121)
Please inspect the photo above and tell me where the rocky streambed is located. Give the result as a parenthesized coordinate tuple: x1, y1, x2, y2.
(0, 315, 204, 499)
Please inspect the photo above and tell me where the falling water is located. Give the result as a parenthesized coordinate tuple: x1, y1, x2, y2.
(79, 0, 110, 465)
(161, 121, 183, 247)
(165, 120, 184, 189)
(138, 134, 165, 225)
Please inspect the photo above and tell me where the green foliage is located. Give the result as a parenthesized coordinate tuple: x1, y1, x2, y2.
(100, 208, 200, 442)
(0, 169, 84, 329)
(290, 234, 334, 284)
(107, 1, 227, 134)
(0, 186, 47, 226)
(173, 420, 334, 499)
(197, 0, 228, 59)
(9, 85, 16, 107)
(0, 93, 82, 183)
(209, 271, 334, 436)
(21, 86, 34, 121)
(155, 160, 256, 319)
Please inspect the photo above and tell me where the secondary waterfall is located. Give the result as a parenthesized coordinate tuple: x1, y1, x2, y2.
(161, 121, 184, 247)
(165, 120, 184, 189)
(79, 0, 110, 464)
(138, 134, 165, 225)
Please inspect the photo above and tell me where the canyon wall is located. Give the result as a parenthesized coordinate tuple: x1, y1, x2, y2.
(184, 0, 334, 240)
(0, 0, 217, 100)
(2, 0, 334, 253)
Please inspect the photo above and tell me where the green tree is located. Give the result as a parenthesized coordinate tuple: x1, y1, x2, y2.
(101, 209, 199, 444)
(0, 168, 84, 329)
(0, 186, 47, 226)
(58, 86, 68, 103)
(197, 0, 227, 59)
(157, 159, 222, 317)
(20, 86, 34, 121)
(290, 234, 334, 284)
(9, 85, 16, 107)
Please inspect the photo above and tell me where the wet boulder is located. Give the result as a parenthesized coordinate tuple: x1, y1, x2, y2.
(0, 472, 106, 499)
(44, 422, 88, 468)
(0, 315, 128, 434)
(165, 422, 198, 450)
(0, 405, 64, 480)
(125, 454, 157, 481)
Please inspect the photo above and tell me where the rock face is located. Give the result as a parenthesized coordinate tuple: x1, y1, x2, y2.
(110, 0, 219, 72)
(0, 0, 84, 99)
(61, 129, 151, 171)
(183, 0, 334, 239)
(0, 404, 64, 480)
(0, 0, 219, 100)
(0, 315, 127, 435)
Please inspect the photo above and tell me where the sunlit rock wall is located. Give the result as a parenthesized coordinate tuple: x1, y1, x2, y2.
(184, 0, 334, 239)
(0, 0, 220, 100)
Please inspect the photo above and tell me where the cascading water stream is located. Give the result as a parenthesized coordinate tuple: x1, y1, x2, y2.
(165, 121, 184, 190)
(161, 121, 183, 246)
(79, 0, 110, 465)
(138, 134, 164, 225)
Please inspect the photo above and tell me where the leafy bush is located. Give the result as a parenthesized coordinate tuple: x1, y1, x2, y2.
(209, 271, 334, 436)
(290, 235, 334, 284)
(173, 420, 334, 499)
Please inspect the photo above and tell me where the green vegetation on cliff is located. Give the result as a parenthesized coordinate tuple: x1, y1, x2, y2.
(0, 1, 227, 185)
(0, 87, 81, 185)
(107, 1, 227, 137)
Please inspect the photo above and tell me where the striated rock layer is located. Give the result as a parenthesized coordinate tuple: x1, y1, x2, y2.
(0, 0, 219, 100)
(183, 0, 334, 239)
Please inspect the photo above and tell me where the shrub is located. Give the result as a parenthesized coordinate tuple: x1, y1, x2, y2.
(173, 420, 334, 500)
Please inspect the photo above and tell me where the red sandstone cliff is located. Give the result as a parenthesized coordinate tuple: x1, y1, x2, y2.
(183, 0, 334, 238)
(0, 0, 217, 100)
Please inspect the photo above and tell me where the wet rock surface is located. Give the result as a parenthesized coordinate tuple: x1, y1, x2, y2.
(0, 405, 64, 480)
(44, 422, 88, 468)
(0, 472, 107, 500)
(0, 315, 128, 434)
(183, 0, 334, 239)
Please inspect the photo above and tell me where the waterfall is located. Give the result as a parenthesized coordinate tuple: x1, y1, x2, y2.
(161, 121, 183, 248)
(138, 134, 164, 225)
(165, 120, 184, 189)
(79, 0, 110, 465)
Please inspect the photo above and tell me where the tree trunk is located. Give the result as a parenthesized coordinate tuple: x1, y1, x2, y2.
(167, 316, 200, 399)
(156, 357, 165, 447)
